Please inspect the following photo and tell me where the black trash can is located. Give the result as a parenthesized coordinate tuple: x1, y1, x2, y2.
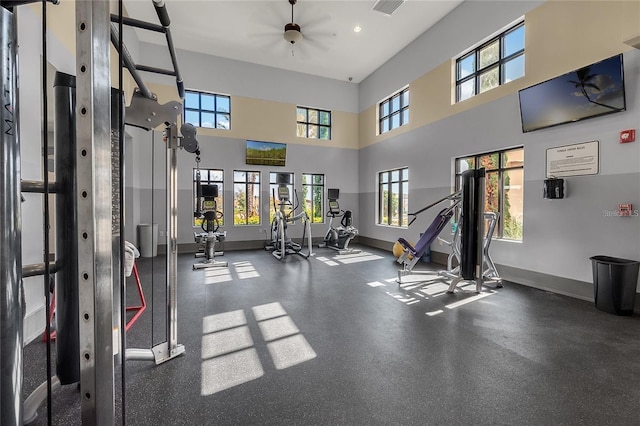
(590, 256, 640, 316)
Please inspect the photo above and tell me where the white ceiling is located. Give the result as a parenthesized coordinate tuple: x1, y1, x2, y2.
(123, 0, 464, 83)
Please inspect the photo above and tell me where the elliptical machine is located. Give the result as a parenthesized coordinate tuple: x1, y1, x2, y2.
(265, 173, 313, 261)
(318, 188, 360, 254)
(193, 181, 228, 269)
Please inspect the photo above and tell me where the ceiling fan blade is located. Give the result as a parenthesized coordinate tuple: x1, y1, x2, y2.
(247, 30, 282, 40)
(296, 1, 332, 32)
(302, 33, 335, 52)
(299, 13, 332, 34)
(291, 41, 311, 60)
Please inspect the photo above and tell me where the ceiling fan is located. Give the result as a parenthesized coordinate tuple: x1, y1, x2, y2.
(247, 0, 334, 58)
(283, 0, 303, 45)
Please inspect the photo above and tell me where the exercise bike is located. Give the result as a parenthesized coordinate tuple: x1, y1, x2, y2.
(318, 188, 360, 254)
(193, 183, 228, 269)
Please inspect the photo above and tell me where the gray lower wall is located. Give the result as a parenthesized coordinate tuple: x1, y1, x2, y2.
(129, 133, 361, 248)
(358, 50, 640, 300)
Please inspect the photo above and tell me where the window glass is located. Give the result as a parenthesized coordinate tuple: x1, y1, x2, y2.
(503, 148, 524, 168)
(402, 110, 409, 126)
(479, 153, 500, 170)
(233, 170, 260, 226)
(391, 113, 400, 129)
(194, 168, 223, 227)
(402, 90, 409, 107)
(479, 40, 499, 68)
(457, 157, 475, 173)
(308, 125, 318, 139)
(302, 173, 325, 224)
(319, 111, 330, 125)
(201, 112, 215, 128)
(455, 22, 525, 102)
(297, 123, 306, 138)
(185, 91, 199, 109)
(185, 110, 199, 126)
(217, 114, 230, 129)
(391, 95, 400, 113)
(503, 55, 525, 83)
(201, 94, 216, 111)
(479, 67, 499, 93)
(458, 53, 475, 79)
(381, 101, 389, 117)
(503, 169, 524, 240)
(381, 118, 389, 134)
(454, 147, 524, 240)
(217, 96, 230, 113)
(297, 107, 331, 140)
(459, 79, 475, 102)
(504, 25, 525, 57)
(184, 91, 231, 129)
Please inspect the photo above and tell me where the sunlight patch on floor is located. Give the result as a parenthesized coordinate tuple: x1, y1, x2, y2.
(201, 302, 316, 396)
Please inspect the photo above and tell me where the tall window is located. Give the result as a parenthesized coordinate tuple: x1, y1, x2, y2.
(379, 87, 409, 134)
(297, 107, 331, 140)
(378, 167, 409, 227)
(193, 168, 223, 227)
(233, 170, 260, 225)
(456, 21, 525, 102)
(269, 172, 294, 223)
(455, 147, 524, 240)
(184, 90, 231, 129)
(302, 174, 325, 224)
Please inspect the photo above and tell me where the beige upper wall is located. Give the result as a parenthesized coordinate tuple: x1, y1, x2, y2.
(360, 0, 640, 148)
(38, 1, 358, 149)
(146, 82, 360, 149)
(35, 0, 638, 151)
(32, 0, 136, 99)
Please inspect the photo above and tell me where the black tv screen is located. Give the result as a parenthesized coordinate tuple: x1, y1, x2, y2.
(519, 54, 626, 133)
(245, 140, 286, 166)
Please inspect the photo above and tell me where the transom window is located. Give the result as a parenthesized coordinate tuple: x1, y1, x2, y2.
(379, 88, 409, 134)
(184, 90, 231, 129)
(378, 167, 409, 227)
(455, 147, 524, 240)
(233, 170, 260, 225)
(297, 107, 331, 140)
(193, 168, 223, 227)
(302, 173, 325, 224)
(456, 22, 525, 102)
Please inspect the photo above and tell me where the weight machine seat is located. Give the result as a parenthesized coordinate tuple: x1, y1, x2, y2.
(397, 208, 454, 260)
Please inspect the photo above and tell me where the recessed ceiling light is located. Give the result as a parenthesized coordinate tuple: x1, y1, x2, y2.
(353, 26, 362, 33)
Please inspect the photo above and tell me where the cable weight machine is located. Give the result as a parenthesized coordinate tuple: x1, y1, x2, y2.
(2, 0, 198, 423)
(396, 168, 502, 292)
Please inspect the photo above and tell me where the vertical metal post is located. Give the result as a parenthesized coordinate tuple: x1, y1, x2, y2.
(0, 6, 24, 426)
(166, 125, 179, 354)
(53, 72, 80, 386)
(475, 170, 486, 293)
(75, 0, 114, 424)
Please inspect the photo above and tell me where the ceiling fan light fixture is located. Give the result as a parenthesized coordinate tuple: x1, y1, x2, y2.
(284, 23, 303, 44)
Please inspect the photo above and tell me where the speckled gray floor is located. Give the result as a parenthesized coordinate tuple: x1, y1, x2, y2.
(23, 246, 640, 425)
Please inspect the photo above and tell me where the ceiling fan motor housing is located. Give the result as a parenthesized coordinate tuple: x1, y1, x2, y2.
(284, 22, 302, 44)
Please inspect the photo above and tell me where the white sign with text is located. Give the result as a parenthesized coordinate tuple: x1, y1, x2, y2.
(546, 140, 599, 178)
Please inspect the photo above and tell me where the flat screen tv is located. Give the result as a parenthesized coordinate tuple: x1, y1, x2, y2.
(518, 54, 626, 133)
(245, 140, 286, 167)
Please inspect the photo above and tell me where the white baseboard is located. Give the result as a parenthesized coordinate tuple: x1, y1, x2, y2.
(24, 304, 46, 346)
